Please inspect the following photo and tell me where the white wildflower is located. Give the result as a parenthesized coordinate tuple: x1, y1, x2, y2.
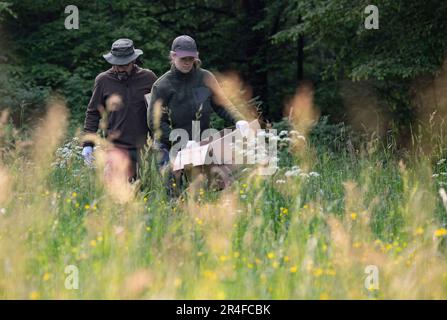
(285, 170, 299, 177)
(440, 188, 447, 210)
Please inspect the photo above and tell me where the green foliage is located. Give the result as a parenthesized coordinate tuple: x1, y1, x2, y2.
(0, 1, 15, 21)
(1, 0, 447, 137)
(0, 64, 50, 127)
(273, 0, 447, 81)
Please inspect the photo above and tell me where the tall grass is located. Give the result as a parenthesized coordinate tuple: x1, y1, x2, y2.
(0, 92, 446, 300)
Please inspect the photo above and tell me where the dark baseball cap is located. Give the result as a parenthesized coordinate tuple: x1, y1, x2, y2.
(171, 35, 199, 58)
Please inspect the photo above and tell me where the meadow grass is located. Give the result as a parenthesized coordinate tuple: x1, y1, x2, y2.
(0, 100, 446, 300)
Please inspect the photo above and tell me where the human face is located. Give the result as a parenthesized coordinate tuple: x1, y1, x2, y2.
(113, 62, 134, 74)
(173, 53, 195, 73)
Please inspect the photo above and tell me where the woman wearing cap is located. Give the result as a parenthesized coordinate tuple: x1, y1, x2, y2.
(147, 35, 248, 192)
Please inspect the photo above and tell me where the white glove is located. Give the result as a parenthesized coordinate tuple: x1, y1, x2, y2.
(81, 146, 94, 166)
(236, 120, 249, 137)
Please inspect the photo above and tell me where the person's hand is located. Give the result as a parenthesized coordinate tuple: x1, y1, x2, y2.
(81, 146, 94, 166)
(236, 120, 249, 137)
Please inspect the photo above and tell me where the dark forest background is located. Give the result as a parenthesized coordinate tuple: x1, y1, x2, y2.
(0, 0, 446, 147)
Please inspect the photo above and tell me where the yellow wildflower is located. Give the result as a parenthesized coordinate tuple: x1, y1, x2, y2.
(290, 266, 298, 273)
(350, 213, 357, 220)
(174, 278, 182, 287)
(217, 291, 226, 299)
(415, 227, 424, 235)
(353, 242, 362, 248)
(434, 228, 447, 237)
(325, 269, 336, 276)
(312, 268, 324, 277)
(29, 291, 40, 300)
(203, 270, 217, 280)
(319, 292, 330, 300)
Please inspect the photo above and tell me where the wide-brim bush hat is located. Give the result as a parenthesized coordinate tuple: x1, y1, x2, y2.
(103, 38, 143, 65)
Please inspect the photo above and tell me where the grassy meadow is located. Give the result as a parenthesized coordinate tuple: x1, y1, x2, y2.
(0, 87, 447, 300)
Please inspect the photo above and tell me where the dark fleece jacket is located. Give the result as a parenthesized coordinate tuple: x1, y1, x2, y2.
(83, 65, 157, 149)
(147, 65, 243, 148)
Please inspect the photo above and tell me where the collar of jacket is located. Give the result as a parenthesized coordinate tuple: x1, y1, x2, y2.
(171, 64, 196, 80)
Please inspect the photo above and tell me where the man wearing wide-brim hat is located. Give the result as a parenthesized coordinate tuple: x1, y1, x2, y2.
(82, 38, 157, 182)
